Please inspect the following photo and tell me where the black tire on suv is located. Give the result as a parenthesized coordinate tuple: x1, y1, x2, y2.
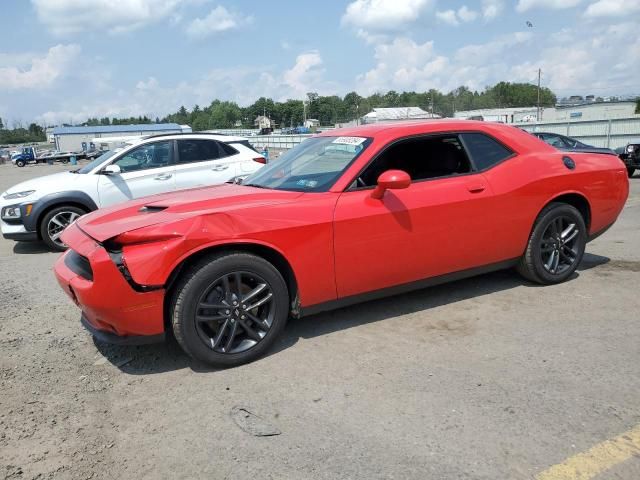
(39, 205, 86, 252)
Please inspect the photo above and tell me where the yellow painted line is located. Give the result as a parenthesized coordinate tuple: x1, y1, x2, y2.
(536, 424, 640, 480)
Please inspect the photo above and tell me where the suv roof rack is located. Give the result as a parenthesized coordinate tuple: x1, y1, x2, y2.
(143, 131, 232, 140)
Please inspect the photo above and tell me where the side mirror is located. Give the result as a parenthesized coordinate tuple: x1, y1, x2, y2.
(103, 164, 121, 175)
(371, 169, 411, 199)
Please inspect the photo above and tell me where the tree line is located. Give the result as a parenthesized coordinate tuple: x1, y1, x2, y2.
(1, 82, 558, 144)
(161, 82, 557, 130)
(0, 118, 46, 145)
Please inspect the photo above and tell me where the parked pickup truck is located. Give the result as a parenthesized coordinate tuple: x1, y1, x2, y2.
(615, 140, 640, 178)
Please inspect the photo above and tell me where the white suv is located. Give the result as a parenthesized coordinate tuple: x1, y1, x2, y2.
(0, 133, 265, 251)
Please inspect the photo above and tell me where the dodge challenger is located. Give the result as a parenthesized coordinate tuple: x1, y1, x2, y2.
(54, 120, 629, 367)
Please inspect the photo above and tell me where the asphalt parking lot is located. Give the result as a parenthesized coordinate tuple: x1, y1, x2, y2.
(1, 162, 639, 480)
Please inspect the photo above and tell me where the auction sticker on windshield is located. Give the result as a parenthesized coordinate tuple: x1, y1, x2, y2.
(332, 137, 367, 145)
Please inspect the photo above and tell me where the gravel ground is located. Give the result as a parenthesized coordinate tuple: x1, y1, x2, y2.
(1, 163, 639, 480)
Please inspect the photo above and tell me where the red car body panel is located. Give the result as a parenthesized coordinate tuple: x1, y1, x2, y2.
(54, 120, 629, 340)
(54, 223, 165, 336)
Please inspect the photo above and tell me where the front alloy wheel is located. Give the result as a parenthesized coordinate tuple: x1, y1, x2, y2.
(40, 205, 86, 251)
(171, 253, 289, 367)
(194, 272, 275, 354)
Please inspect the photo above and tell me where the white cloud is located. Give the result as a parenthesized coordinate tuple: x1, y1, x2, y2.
(499, 23, 640, 95)
(342, 0, 434, 32)
(357, 33, 534, 94)
(482, 0, 504, 19)
(32, 51, 338, 125)
(31, 0, 182, 35)
(282, 51, 327, 97)
(436, 6, 478, 25)
(0, 44, 81, 90)
(436, 10, 459, 25)
(584, 0, 640, 17)
(354, 21, 638, 98)
(186, 6, 252, 38)
(517, 0, 582, 12)
(357, 37, 447, 93)
(457, 5, 479, 22)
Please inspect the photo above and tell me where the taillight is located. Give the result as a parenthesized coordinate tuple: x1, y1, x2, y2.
(253, 156, 267, 164)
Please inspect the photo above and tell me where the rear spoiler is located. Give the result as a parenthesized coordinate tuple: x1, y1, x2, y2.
(562, 147, 617, 156)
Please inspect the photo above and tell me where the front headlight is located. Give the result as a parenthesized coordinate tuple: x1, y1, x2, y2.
(627, 145, 636, 153)
(3, 190, 35, 200)
(1, 206, 22, 219)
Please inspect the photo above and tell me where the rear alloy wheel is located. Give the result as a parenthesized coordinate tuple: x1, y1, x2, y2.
(517, 202, 586, 284)
(171, 253, 289, 367)
(40, 206, 85, 251)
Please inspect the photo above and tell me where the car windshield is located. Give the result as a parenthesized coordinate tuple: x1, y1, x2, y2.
(241, 136, 372, 192)
(75, 150, 118, 174)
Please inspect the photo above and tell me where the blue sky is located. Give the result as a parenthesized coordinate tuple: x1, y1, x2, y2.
(0, 0, 638, 126)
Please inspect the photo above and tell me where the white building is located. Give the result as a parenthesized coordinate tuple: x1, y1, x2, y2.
(254, 116, 274, 130)
(454, 101, 638, 124)
(361, 107, 440, 124)
(454, 107, 541, 123)
(550, 101, 637, 122)
(51, 123, 190, 152)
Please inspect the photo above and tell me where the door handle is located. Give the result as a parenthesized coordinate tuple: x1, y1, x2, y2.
(154, 173, 172, 180)
(467, 184, 486, 193)
(211, 165, 229, 171)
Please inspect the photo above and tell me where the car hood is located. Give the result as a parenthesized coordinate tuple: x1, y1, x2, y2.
(2, 171, 85, 198)
(76, 183, 304, 242)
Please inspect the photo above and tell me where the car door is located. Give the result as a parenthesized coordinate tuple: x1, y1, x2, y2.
(332, 133, 499, 298)
(97, 140, 176, 207)
(174, 139, 239, 190)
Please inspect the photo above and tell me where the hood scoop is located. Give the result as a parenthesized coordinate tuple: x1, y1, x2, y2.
(139, 205, 168, 213)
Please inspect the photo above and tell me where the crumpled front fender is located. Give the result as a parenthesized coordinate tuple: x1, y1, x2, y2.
(118, 213, 237, 286)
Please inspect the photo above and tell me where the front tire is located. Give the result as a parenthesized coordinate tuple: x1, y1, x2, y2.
(517, 203, 586, 285)
(40, 206, 85, 252)
(16, 160, 25, 167)
(628, 167, 635, 178)
(171, 252, 289, 368)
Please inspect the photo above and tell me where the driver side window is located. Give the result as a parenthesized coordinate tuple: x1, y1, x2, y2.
(113, 141, 173, 173)
(357, 135, 472, 187)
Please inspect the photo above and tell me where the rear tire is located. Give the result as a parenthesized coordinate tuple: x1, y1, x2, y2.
(628, 167, 635, 178)
(171, 252, 289, 368)
(40, 205, 86, 252)
(517, 202, 586, 285)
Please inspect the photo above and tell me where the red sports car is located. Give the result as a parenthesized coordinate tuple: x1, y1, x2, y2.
(54, 121, 629, 367)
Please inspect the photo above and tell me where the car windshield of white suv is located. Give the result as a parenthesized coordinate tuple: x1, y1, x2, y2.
(74, 150, 118, 174)
(242, 136, 371, 192)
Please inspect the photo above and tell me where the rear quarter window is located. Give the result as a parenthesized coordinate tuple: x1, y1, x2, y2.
(460, 133, 513, 171)
(228, 140, 259, 154)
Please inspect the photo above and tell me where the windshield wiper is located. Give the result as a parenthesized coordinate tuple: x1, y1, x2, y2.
(243, 183, 269, 189)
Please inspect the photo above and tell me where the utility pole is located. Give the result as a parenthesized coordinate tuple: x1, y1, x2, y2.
(537, 68, 541, 122)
